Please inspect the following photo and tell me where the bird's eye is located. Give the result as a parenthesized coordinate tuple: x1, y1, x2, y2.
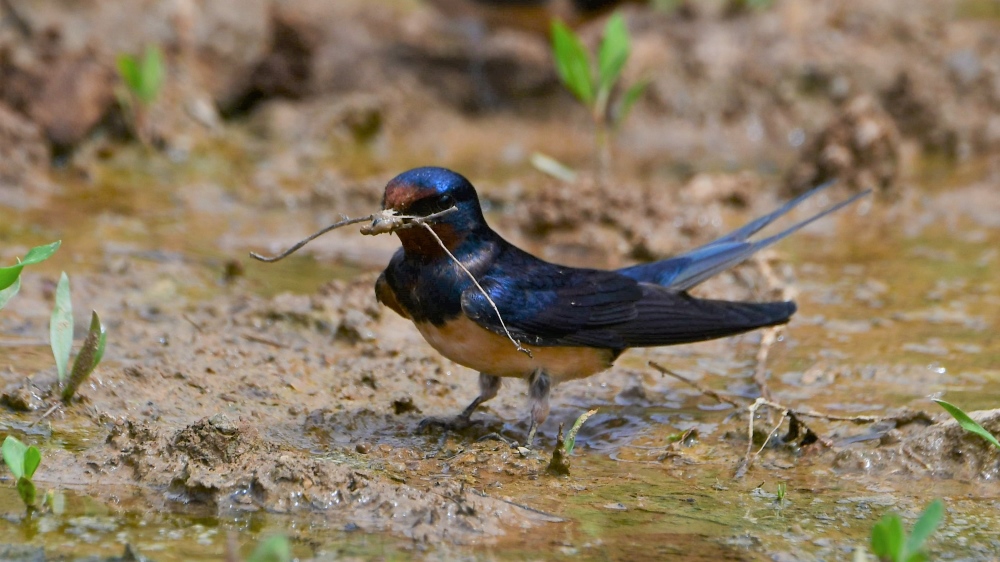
(408, 193, 456, 217)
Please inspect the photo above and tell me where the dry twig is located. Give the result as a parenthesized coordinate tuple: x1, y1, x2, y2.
(249, 207, 459, 262)
(649, 361, 741, 408)
(417, 223, 533, 358)
(649, 360, 929, 477)
(753, 327, 779, 401)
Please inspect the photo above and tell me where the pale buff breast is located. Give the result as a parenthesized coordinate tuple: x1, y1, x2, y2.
(414, 316, 616, 383)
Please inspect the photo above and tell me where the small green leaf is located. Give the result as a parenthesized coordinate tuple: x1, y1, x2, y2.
(137, 46, 165, 104)
(44, 490, 66, 514)
(597, 13, 630, 99)
(0, 265, 21, 292)
(16, 476, 36, 507)
(564, 409, 598, 454)
(247, 535, 292, 562)
(92, 312, 107, 369)
(20, 241, 61, 266)
(22, 446, 40, 480)
(63, 311, 107, 402)
(0, 241, 61, 291)
(871, 514, 905, 560)
(933, 399, 1000, 450)
(117, 54, 142, 94)
(2, 435, 28, 479)
(906, 499, 944, 557)
(50, 272, 73, 383)
(614, 78, 649, 129)
(0, 275, 21, 311)
(551, 20, 594, 105)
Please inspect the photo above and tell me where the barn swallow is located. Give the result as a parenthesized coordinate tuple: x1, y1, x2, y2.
(374, 167, 868, 445)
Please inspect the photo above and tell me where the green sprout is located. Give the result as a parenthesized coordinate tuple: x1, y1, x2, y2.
(547, 409, 598, 476)
(551, 12, 648, 183)
(2, 435, 42, 510)
(117, 46, 165, 106)
(0, 241, 61, 311)
(116, 45, 165, 144)
(564, 408, 599, 455)
(775, 482, 787, 505)
(246, 535, 292, 562)
(932, 399, 1000, 450)
(870, 499, 944, 562)
(49, 273, 107, 402)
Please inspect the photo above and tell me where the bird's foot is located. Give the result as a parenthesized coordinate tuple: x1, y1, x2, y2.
(477, 432, 518, 448)
(417, 414, 480, 434)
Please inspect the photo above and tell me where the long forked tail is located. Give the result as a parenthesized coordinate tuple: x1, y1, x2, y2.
(618, 183, 870, 291)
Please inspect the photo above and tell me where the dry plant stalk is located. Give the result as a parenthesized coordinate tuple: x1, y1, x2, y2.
(648, 360, 931, 478)
(416, 223, 532, 358)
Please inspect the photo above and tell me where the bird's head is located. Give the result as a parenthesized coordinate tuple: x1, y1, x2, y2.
(376, 167, 489, 256)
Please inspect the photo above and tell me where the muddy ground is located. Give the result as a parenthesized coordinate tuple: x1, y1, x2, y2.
(1, 0, 1000, 560)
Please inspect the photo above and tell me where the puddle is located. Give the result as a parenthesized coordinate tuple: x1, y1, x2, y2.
(2, 87, 1000, 562)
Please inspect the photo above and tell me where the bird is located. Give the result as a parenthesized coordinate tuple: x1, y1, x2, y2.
(373, 167, 868, 445)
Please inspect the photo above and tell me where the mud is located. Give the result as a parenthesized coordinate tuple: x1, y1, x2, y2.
(1, 0, 1000, 559)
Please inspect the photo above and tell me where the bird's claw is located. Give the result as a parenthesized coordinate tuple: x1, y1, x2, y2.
(476, 432, 518, 448)
(417, 415, 480, 434)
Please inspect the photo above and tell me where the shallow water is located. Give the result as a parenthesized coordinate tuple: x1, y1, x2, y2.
(2, 142, 999, 560)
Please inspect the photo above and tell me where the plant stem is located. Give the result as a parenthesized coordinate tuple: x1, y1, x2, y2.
(594, 121, 612, 188)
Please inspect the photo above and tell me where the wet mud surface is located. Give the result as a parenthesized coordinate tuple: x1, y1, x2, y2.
(2, 0, 1000, 559)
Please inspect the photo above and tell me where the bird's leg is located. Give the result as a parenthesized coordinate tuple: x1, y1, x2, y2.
(418, 372, 501, 432)
(525, 369, 551, 447)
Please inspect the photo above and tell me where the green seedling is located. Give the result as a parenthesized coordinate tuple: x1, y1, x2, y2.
(62, 311, 107, 402)
(117, 46, 164, 106)
(775, 482, 786, 505)
(246, 535, 292, 562)
(547, 409, 598, 476)
(564, 408, 599, 455)
(870, 499, 944, 562)
(551, 12, 648, 182)
(116, 45, 165, 144)
(0, 241, 61, 310)
(933, 399, 1000, 450)
(49, 272, 107, 402)
(2, 435, 41, 509)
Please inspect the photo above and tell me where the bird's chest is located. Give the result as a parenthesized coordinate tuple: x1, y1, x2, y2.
(414, 315, 615, 382)
(384, 259, 469, 325)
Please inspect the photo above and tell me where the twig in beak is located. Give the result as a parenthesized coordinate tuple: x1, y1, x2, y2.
(250, 215, 376, 262)
(249, 206, 459, 263)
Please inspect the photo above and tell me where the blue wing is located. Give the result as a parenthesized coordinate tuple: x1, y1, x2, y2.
(461, 262, 794, 350)
(618, 183, 870, 291)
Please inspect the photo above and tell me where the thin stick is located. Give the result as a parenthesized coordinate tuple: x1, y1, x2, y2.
(241, 333, 287, 348)
(649, 361, 741, 407)
(31, 403, 61, 427)
(250, 207, 460, 263)
(754, 408, 788, 458)
(419, 223, 533, 358)
(250, 215, 375, 262)
(753, 327, 778, 401)
(745, 397, 764, 459)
